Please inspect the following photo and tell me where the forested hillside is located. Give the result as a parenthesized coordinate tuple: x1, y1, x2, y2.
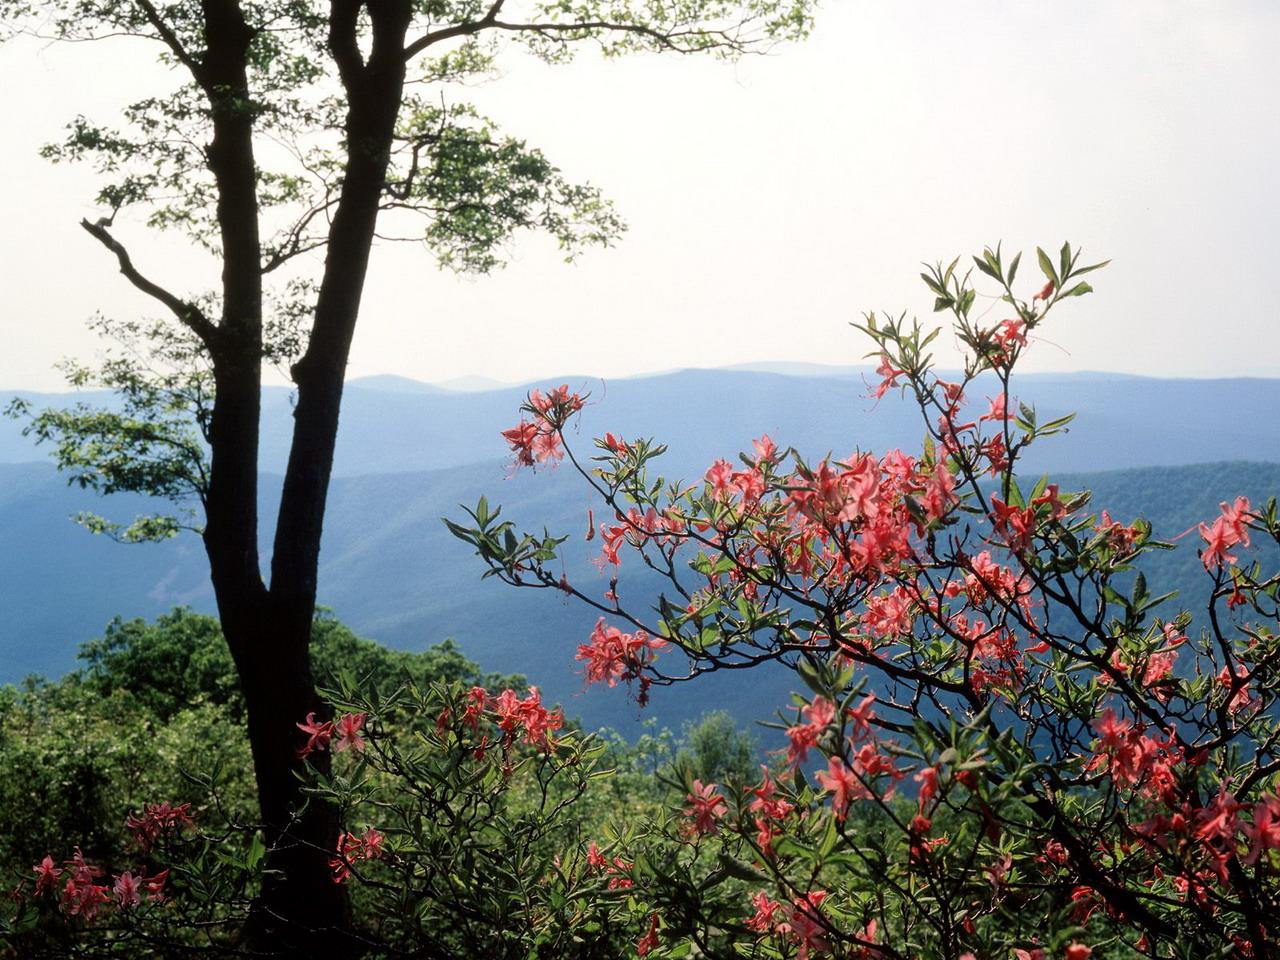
(3, 448, 1276, 733)
(5, 367, 1279, 732)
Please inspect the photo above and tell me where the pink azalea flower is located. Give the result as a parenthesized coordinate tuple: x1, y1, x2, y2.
(870, 354, 906, 399)
(745, 890, 783, 933)
(1243, 794, 1280, 865)
(126, 800, 194, 851)
(752, 434, 778, 463)
(33, 855, 60, 896)
(334, 712, 367, 753)
(296, 712, 335, 758)
(815, 755, 864, 821)
(575, 618, 667, 688)
(785, 696, 836, 767)
(501, 420, 540, 467)
(113, 871, 141, 909)
(705, 458, 735, 498)
(636, 913, 660, 956)
(684, 780, 727, 835)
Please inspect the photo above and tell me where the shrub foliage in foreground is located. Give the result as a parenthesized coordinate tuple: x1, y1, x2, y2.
(0, 612, 745, 958)
(6, 246, 1280, 959)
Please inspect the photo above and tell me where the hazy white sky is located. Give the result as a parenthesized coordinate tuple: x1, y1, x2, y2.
(2, 0, 1278, 391)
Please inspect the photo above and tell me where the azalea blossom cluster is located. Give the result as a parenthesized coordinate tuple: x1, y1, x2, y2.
(491, 685, 564, 750)
(437, 684, 565, 759)
(295, 710, 367, 758)
(811, 701, 901, 823)
(556, 440, 973, 701)
(125, 800, 194, 852)
(744, 888, 861, 960)
(575, 617, 668, 702)
(683, 779, 728, 835)
(1199, 496, 1253, 570)
(484, 390, 1276, 956)
(501, 384, 586, 468)
(584, 841, 634, 890)
(1084, 704, 1280, 899)
(30, 806, 182, 922)
(330, 826, 385, 883)
(561, 420, 1071, 715)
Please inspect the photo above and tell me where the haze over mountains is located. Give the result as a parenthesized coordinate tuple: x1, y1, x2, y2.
(8, 364, 1280, 478)
(2, 365, 1278, 733)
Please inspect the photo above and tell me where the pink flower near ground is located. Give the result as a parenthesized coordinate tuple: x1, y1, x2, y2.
(125, 801, 194, 851)
(636, 913, 660, 956)
(329, 826, 385, 883)
(33, 855, 60, 896)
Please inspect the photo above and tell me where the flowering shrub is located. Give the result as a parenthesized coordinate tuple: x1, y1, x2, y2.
(3, 678, 660, 958)
(451, 243, 1280, 959)
(5, 766, 261, 958)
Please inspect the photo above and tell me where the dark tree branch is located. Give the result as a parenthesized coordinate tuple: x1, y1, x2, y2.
(327, 0, 366, 90)
(80, 217, 219, 348)
(262, 197, 341, 273)
(487, 18, 730, 49)
(133, 0, 206, 81)
(402, 0, 504, 60)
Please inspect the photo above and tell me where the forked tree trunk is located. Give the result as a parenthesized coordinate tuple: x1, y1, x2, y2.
(203, 363, 356, 954)
(196, 4, 413, 955)
(195, 1, 358, 949)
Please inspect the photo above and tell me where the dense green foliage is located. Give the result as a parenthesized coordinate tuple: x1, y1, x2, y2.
(0, 674, 249, 880)
(0, 609, 762, 958)
(75, 607, 518, 721)
(0, 610, 515, 872)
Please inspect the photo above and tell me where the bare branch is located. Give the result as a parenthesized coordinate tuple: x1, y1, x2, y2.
(262, 197, 341, 273)
(80, 217, 219, 349)
(489, 18, 711, 50)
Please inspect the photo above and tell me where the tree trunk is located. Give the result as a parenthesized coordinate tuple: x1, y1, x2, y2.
(197, 4, 412, 955)
(224, 599, 356, 958)
(205, 361, 360, 955)
(271, 2, 412, 612)
(229, 5, 412, 955)
(196, 2, 361, 952)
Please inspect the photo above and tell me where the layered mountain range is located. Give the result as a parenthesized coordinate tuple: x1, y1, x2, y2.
(2, 366, 1277, 733)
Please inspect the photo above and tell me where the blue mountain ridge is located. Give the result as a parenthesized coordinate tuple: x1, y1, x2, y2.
(1, 368, 1278, 737)
(5, 367, 1279, 478)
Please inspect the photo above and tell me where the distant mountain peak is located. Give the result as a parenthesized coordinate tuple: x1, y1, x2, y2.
(432, 375, 513, 392)
(346, 374, 520, 394)
(346, 374, 444, 393)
